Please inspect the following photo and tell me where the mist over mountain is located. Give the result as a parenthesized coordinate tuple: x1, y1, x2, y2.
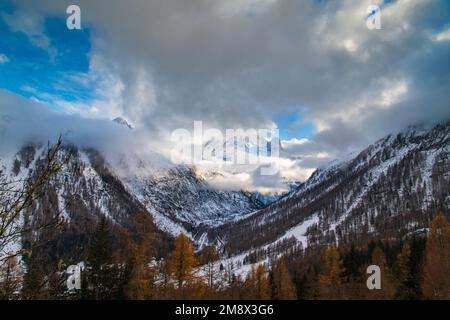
(1, 118, 449, 268)
(209, 121, 450, 268)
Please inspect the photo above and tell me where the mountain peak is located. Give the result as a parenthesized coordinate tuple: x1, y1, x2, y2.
(113, 117, 133, 129)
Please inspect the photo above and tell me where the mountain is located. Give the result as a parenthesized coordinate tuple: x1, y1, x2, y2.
(209, 121, 450, 266)
(117, 161, 262, 245)
(0, 144, 159, 262)
(0, 140, 262, 260)
(1, 120, 449, 270)
(112, 117, 133, 129)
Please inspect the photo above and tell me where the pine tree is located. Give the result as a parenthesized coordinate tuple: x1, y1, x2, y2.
(318, 243, 344, 299)
(271, 258, 297, 300)
(168, 234, 196, 289)
(86, 216, 119, 299)
(422, 214, 450, 299)
(397, 242, 414, 299)
(408, 236, 427, 298)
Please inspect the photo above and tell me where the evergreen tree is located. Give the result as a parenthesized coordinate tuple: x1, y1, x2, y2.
(397, 242, 414, 299)
(86, 217, 119, 299)
(408, 236, 426, 298)
(422, 214, 450, 299)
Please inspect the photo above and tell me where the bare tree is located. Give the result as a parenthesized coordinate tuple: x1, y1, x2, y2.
(0, 137, 68, 266)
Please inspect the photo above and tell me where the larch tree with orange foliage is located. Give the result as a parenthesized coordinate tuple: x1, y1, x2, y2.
(318, 243, 345, 299)
(126, 241, 155, 299)
(244, 265, 271, 299)
(168, 234, 197, 289)
(422, 214, 450, 299)
(271, 258, 297, 300)
(369, 247, 396, 299)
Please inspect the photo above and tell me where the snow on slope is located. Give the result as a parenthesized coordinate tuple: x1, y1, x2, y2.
(0, 145, 45, 263)
(214, 121, 450, 261)
(119, 165, 262, 239)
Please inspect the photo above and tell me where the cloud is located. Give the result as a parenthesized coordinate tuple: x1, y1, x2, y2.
(2, 0, 450, 191)
(434, 26, 450, 42)
(0, 89, 167, 168)
(0, 54, 8, 64)
(2, 9, 57, 59)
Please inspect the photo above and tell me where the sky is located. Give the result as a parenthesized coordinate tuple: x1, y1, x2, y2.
(0, 0, 449, 192)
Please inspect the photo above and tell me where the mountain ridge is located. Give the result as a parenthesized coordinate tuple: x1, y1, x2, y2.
(209, 121, 450, 266)
(1, 120, 449, 268)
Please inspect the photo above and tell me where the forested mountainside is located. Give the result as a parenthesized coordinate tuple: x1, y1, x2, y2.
(0, 144, 165, 265)
(210, 121, 450, 261)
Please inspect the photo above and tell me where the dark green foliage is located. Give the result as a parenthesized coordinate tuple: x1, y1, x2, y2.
(84, 216, 122, 299)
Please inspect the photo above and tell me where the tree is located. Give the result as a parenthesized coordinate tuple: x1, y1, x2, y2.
(199, 245, 220, 290)
(168, 234, 196, 289)
(300, 266, 319, 299)
(0, 256, 22, 299)
(223, 259, 236, 287)
(407, 236, 427, 298)
(86, 216, 120, 299)
(21, 252, 47, 299)
(125, 213, 159, 300)
(244, 265, 270, 299)
(369, 247, 396, 299)
(397, 242, 414, 299)
(422, 214, 450, 299)
(0, 138, 66, 267)
(318, 243, 344, 299)
(271, 258, 297, 300)
(126, 241, 155, 299)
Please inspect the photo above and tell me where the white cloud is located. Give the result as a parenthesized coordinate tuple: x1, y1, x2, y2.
(434, 27, 450, 42)
(381, 81, 408, 108)
(2, 9, 57, 59)
(0, 54, 8, 64)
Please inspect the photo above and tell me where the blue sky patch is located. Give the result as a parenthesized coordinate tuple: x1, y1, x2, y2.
(0, 5, 92, 110)
(274, 111, 315, 140)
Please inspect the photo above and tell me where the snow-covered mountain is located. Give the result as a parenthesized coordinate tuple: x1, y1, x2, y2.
(2, 120, 449, 268)
(0, 140, 262, 258)
(210, 121, 450, 264)
(112, 117, 133, 129)
(118, 162, 262, 244)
